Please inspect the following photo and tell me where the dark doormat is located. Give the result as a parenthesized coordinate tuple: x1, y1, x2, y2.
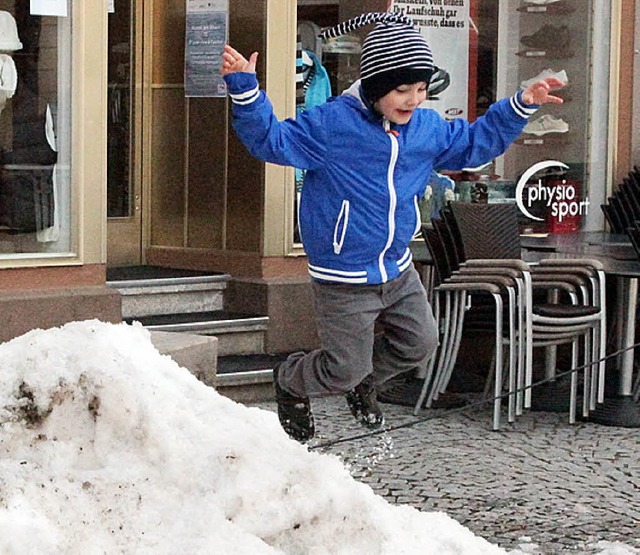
(378, 375, 469, 409)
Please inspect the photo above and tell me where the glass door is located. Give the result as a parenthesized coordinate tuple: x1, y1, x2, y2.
(106, 0, 143, 266)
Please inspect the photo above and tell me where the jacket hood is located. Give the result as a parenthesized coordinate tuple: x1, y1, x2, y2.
(341, 79, 379, 119)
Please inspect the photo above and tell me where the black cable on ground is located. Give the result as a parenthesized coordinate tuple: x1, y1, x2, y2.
(309, 341, 640, 451)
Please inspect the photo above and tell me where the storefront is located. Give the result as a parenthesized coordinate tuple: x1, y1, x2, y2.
(0, 0, 637, 351)
(0, 1, 120, 342)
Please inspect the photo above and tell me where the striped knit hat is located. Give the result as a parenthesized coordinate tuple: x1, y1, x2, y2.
(320, 12, 434, 103)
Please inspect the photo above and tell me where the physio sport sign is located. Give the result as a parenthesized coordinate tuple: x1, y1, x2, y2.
(515, 160, 590, 225)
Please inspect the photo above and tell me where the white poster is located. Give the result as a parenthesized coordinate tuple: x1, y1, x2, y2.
(30, 0, 68, 17)
(391, 0, 469, 121)
(185, 0, 229, 97)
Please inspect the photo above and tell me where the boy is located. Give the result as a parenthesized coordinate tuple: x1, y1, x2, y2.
(221, 12, 564, 442)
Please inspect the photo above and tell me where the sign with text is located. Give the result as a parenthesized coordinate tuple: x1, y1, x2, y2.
(390, 0, 469, 120)
(30, 0, 67, 17)
(184, 0, 228, 97)
(516, 161, 589, 232)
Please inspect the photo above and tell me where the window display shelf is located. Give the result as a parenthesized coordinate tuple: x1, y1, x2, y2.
(491, 0, 609, 231)
(517, 4, 576, 15)
(516, 49, 575, 59)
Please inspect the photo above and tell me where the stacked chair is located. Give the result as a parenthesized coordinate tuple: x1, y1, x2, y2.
(601, 166, 640, 233)
(416, 202, 607, 430)
(626, 220, 640, 260)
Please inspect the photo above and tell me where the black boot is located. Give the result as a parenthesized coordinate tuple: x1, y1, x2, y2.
(345, 382, 385, 430)
(273, 364, 315, 442)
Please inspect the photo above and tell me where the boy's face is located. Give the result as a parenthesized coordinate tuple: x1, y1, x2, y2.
(374, 82, 428, 125)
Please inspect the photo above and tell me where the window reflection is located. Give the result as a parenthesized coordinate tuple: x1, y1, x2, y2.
(107, 0, 132, 219)
(293, 0, 605, 239)
(0, 7, 71, 256)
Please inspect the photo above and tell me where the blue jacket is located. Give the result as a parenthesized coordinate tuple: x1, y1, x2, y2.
(224, 72, 537, 285)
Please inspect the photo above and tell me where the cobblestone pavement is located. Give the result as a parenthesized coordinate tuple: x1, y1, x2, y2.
(254, 396, 640, 554)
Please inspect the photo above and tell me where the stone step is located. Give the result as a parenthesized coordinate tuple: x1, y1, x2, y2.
(214, 353, 289, 403)
(106, 266, 231, 318)
(129, 311, 269, 357)
(149, 330, 218, 387)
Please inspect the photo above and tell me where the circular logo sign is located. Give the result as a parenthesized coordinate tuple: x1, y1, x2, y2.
(515, 160, 570, 221)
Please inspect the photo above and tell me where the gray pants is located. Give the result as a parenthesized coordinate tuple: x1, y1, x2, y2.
(279, 266, 439, 398)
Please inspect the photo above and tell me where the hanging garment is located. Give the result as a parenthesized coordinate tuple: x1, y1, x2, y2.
(0, 105, 57, 233)
(0, 53, 17, 115)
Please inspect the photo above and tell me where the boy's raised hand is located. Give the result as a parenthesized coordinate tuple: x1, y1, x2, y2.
(221, 45, 259, 76)
(521, 77, 565, 106)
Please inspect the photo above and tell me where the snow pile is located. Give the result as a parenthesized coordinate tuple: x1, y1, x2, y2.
(0, 320, 511, 554)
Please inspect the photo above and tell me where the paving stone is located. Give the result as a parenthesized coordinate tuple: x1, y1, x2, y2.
(253, 395, 640, 554)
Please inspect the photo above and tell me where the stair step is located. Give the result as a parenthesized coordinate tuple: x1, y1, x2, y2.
(216, 352, 288, 379)
(107, 266, 230, 318)
(129, 310, 267, 332)
(149, 330, 218, 387)
(128, 311, 269, 357)
(215, 353, 291, 403)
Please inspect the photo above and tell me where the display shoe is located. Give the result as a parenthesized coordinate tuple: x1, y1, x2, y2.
(345, 381, 385, 430)
(428, 68, 451, 97)
(520, 68, 568, 89)
(520, 24, 571, 50)
(523, 114, 569, 136)
(273, 364, 315, 442)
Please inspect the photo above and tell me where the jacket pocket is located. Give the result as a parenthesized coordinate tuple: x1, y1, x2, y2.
(413, 195, 422, 238)
(333, 199, 350, 254)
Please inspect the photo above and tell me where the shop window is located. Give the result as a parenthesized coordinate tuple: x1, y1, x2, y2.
(292, 0, 611, 244)
(0, 7, 72, 257)
(293, 0, 387, 245)
(107, 0, 132, 220)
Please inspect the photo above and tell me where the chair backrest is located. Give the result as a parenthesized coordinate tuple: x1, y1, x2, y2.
(432, 216, 460, 272)
(609, 196, 632, 229)
(619, 182, 640, 220)
(440, 204, 466, 264)
(601, 203, 624, 234)
(616, 189, 640, 222)
(448, 202, 521, 260)
(421, 224, 450, 285)
(626, 225, 640, 260)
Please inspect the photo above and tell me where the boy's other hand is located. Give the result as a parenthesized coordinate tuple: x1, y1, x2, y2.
(221, 45, 259, 76)
(521, 77, 565, 106)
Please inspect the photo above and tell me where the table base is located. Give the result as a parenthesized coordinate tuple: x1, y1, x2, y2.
(588, 396, 640, 427)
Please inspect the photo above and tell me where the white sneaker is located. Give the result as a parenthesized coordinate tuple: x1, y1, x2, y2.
(521, 68, 568, 89)
(523, 114, 569, 136)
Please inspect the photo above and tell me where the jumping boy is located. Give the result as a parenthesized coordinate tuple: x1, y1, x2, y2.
(221, 12, 564, 442)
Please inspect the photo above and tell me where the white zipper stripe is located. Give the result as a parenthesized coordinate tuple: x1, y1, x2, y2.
(229, 86, 260, 105)
(413, 195, 422, 238)
(378, 122, 399, 283)
(397, 247, 412, 266)
(398, 251, 413, 272)
(333, 200, 350, 254)
(308, 268, 368, 284)
(510, 94, 537, 119)
(307, 263, 367, 277)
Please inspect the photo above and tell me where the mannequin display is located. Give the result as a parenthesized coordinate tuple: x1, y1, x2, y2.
(0, 10, 58, 238)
